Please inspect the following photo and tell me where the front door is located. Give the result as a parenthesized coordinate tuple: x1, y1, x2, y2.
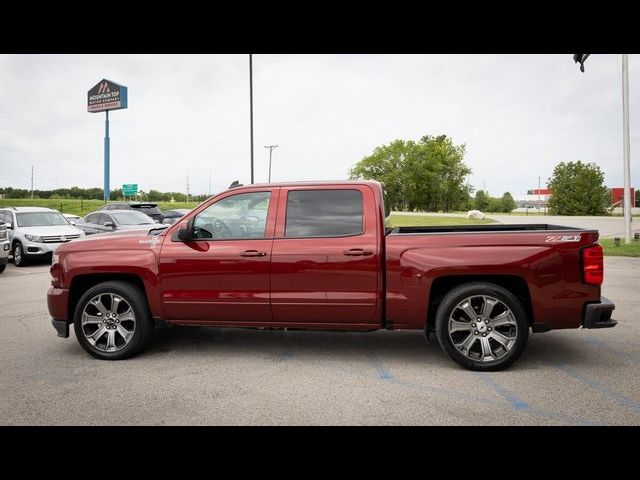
(270, 186, 380, 326)
(159, 188, 278, 323)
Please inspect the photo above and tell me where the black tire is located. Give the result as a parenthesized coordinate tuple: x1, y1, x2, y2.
(435, 282, 529, 371)
(0, 261, 6, 273)
(73, 281, 154, 360)
(13, 241, 28, 267)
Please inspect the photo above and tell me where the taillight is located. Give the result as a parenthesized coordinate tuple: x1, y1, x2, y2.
(582, 245, 604, 286)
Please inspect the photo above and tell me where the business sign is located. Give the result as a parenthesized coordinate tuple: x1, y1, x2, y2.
(123, 184, 138, 196)
(88, 79, 128, 113)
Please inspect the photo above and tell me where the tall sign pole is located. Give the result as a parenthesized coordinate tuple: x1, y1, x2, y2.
(88, 79, 128, 204)
(104, 110, 110, 204)
(622, 54, 632, 243)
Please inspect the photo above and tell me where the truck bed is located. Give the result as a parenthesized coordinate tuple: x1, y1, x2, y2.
(389, 224, 586, 235)
(384, 224, 601, 331)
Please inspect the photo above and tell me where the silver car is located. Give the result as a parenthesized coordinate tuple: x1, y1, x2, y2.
(75, 210, 162, 235)
(0, 207, 85, 267)
(0, 224, 8, 273)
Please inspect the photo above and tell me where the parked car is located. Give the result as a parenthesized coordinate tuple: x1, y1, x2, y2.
(0, 224, 8, 273)
(162, 209, 190, 225)
(47, 181, 615, 370)
(62, 213, 82, 225)
(0, 207, 85, 266)
(100, 202, 164, 223)
(75, 210, 161, 235)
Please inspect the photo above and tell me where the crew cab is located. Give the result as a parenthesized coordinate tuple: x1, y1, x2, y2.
(47, 181, 616, 371)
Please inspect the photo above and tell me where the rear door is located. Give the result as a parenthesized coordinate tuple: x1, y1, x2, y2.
(270, 185, 379, 326)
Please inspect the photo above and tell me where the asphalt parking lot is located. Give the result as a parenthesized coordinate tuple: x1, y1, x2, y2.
(1, 257, 639, 425)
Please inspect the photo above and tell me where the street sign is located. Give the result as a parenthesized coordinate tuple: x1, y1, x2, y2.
(88, 79, 128, 113)
(123, 184, 138, 196)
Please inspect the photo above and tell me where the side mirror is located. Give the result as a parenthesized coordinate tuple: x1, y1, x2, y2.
(5, 222, 12, 229)
(69, 221, 76, 226)
(176, 220, 191, 241)
(104, 222, 115, 229)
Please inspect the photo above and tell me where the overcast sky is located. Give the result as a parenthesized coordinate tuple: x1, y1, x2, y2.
(1, 54, 638, 197)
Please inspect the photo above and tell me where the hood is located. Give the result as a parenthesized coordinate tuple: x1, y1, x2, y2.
(57, 227, 167, 253)
(19, 225, 85, 236)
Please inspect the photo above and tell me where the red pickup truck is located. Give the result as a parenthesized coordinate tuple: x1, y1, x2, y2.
(48, 181, 616, 371)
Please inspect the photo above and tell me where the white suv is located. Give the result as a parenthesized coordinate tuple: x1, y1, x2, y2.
(0, 207, 85, 267)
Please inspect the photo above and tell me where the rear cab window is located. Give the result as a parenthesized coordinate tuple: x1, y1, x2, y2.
(284, 189, 364, 238)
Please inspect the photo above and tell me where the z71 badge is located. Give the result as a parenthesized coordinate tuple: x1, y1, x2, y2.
(545, 235, 581, 243)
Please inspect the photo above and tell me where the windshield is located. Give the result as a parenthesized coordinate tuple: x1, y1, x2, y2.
(112, 211, 156, 225)
(16, 212, 69, 227)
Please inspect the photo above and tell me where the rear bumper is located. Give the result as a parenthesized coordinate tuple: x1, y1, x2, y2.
(582, 297, 617, 329)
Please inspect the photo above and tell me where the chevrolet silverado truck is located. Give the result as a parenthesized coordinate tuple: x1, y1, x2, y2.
(47, 181, 616, 371)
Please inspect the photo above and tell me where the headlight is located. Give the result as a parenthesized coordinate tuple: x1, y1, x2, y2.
(52, 252, 60, 265)
(25, 234, 43, 242)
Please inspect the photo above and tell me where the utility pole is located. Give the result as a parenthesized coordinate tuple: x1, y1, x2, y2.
(622, 54, 632, 243)
(265, 145, 279, 182)
(186, 174, 190, 203)
(31, 165, 34, 199)
(249, 54, 254, 184)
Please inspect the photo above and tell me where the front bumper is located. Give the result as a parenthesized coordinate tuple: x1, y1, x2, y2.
(0, 241, 9, 260)
(23, 241, 63, 256)
(582, 296, 617, 329)
(47, 286, 69, 323)
(51, 319, 69, 338)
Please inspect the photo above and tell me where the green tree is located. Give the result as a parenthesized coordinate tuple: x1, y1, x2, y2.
(547, 161, 611, 215)
(474, 190, 489, 211)
(350, 134, 472, 212)
(147, 189, 164, 202)
(349, 139, 410, 211)
(500, 192, 516, 213)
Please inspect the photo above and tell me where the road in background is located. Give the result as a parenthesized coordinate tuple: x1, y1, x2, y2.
(1, 258, 638, 425)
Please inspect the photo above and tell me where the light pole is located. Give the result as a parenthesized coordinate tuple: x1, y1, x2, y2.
(622, 54, 632, 243)
(574, 53, 632, 243)
(265, 145, 278, 182)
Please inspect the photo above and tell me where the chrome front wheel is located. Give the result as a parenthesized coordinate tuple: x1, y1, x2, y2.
(74, 281, 154, 360)
(81, 293, 137, 352)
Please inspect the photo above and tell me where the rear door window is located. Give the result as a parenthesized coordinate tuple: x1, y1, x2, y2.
(285, 189, 363, 238)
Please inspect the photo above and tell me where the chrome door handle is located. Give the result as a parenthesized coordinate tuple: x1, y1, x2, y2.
(343, 248, 373, 256)
(239, 250, 267, 257)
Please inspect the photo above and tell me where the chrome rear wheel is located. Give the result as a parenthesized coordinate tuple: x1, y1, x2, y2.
(448, 295, 518, 362)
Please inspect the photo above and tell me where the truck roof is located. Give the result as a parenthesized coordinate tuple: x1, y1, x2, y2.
(229, 180, 382, 190)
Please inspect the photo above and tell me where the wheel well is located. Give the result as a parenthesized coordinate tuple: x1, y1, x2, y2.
(427, 275, 533, 332)
(68, 274, 146, 322)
